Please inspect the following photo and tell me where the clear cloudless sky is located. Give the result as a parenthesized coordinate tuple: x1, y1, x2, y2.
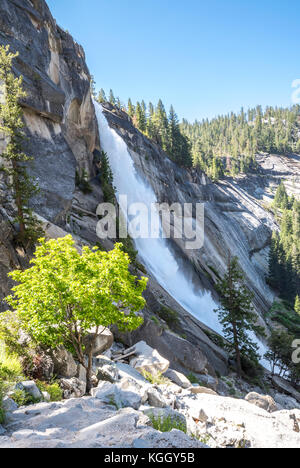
(47, 0, 300, 122)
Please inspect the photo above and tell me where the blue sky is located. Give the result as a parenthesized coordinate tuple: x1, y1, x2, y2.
(47, 0, 300, 122)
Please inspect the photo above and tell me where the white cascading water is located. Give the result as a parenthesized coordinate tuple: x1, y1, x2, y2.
(94, 101, 269, 366)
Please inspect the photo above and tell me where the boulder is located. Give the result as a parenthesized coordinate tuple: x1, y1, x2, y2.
(83, 328, 114, 357)
(116, 362, 148, 386)
(42, 392, 51, 402)
(77, 364, 87, 384)
(147, 387, 168, 408)
(117, 320, 209, 376)
(163, 369, 191, 389)
(91, 381, 142, 410)
(274, 393, 300, 411)
(0, 425, 6, 435)
(15, 381, 42, 401)
(188, 386, 218, 396)
(96, 362, 119, 383)
(51, 346, 77, 378)
(2, 396, 19, 413)
(197, 374, 218, 391)
(272, 376, 300, 403)
(59, 377, 86, 399)
(245, 392, 278, 413)
(129, 341, 169, 376)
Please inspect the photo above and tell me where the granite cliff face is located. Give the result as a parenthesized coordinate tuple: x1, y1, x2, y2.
(0, 0, 99, 224)
(0, 0, 101, 306)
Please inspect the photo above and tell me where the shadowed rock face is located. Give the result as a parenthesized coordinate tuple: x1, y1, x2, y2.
(0, 0, 99, 224)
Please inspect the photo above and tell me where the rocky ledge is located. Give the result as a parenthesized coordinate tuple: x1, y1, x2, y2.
(1, 338, 300, 449)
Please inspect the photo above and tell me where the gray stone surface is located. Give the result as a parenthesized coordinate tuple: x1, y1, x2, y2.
(83, 328, 114, 357)
(51, 346, 77, 379)
(15, 381, 42, 401)
(245, 392, 278, 413)
(163, 369, 191, 389)
(59, 377, 86, 399)
(91, 381, 143, 410)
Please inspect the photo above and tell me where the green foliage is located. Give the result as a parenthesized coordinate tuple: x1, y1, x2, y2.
(295, 296, 300, 316)
(0, 45, 43, 245)
(36, 380, 63, 402)
(181, 105, 300, 179)
(101, 91, 192, 167)
(120, 235, 138, 263)
(0, 342, 25, 419)
(75, 169, 93, 194)
(264, 329, 300, 385)
(150, 315, 161, 326)
(97, 88, 107, 103)
(98, 151, 115, 203)
(0, 352, 23, 383)
(157, 306, 179, 328)
(268, 300, 300, 335)
(10, 388, 41, 407)
(148, 413, 187, 433)
(5, 235, 147, 389)
(187, 373, 199, 384)
(268, 191, 300, 305)
(140, 370, 171, 386)
(215, 256, 265, 377)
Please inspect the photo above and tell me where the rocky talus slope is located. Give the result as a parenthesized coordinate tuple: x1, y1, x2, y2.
(1, 339, 300, 449)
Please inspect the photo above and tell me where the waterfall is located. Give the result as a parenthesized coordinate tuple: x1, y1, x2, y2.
(94, 101, 269, 367)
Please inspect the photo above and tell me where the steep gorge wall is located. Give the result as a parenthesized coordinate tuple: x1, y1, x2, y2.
(0, 0, 101, 306)
(0, 0, 99, 225)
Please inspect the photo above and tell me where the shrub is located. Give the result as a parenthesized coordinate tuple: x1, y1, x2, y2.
(141, 370, 171, 386)
(157, 306, 179, 328)
(148, 413, 186, 433)
(150, 316, 160, 326)
(187, 373, 199, 384)
(76, 169, 93, 194)
(10, 389, 41, 407)
(0, 352, 23, 382)
(36, 380, 63, 402)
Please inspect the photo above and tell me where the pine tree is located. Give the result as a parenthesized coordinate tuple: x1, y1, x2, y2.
(152, 99, 169, 149)
(0, 45, 42, 245)
(90, 75, 96, 99)
(135, 102, 147, 133)
(109, 89, 116, 106)
(127, 98, 135, 118)
(215, 256, 263, 377)
(273, 182, 288, 208)
(97, 88, 107, 103)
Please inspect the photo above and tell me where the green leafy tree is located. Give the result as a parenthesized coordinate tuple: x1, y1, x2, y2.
(5, 236, 148, 391)
(215, 256, 263, 377)
(0, 45, 42, 245)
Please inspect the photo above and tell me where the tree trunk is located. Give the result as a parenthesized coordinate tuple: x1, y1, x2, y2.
(232, 321, 242, 378)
